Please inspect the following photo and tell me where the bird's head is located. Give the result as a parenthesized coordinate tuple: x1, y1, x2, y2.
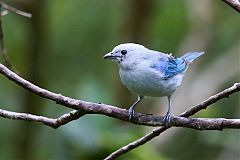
(103, 43, 148, 64)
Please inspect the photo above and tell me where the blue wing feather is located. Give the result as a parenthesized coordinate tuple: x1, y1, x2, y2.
(164, 57, 187, 77)
(180, 51, 204, 63)
(150, 51, 204, 78)
(151, 56, 187, 78)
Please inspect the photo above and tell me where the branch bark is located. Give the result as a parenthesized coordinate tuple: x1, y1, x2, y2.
(0, 2, 32, 18)
(0, 1, 238, 159)
(0, 3, 12, 69)
(1, 107, 240, 130)
(0, 1, 31, 71)
(0, 63, 240, 159)
(0, 63, 240, 127)
(222, 0, 240, 13)
(0, 62, 240, 124)
(0, 108, 85, 128)
(104, 82, 240, 160)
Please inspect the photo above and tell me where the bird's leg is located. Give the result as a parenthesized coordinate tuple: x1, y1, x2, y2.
(128, 95, 144, 121)
(163, 95, 172, 128)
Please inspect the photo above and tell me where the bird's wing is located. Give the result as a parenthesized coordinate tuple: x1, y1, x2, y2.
(150, 56, 187, 78)
(180, 51, 204, 63)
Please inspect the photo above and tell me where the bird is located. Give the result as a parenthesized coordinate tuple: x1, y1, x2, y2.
(103, 43, 204, 127)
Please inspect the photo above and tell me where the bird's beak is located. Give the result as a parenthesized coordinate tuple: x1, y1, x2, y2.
(103, 52, 117, 60)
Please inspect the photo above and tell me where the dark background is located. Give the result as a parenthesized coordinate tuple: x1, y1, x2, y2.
(0, 0, 239, 159)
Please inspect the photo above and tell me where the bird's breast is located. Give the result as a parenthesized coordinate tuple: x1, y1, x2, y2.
(119, 67, 183, 97)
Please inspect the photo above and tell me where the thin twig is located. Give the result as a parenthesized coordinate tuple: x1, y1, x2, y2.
(104, 83, 240, 160)
(222, 0, 240, 13)
(0, 2, 31, 71)
(1, 10, 9, 17)
(0, 2, 32, 18)
(0, 108, 85, 128)
(0, 4, 12, 69)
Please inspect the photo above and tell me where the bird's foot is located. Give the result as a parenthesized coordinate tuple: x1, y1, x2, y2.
(128, 106, 135, 122)
(163, 112, 171, 128)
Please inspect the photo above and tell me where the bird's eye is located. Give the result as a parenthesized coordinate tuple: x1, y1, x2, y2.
(121, 50, 127, 55)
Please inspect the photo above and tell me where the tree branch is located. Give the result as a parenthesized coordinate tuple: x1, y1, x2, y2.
(104, 82, 240, 160)
(1, 10, 9, 17)
(0, 63, 239, 127)
(1, 107, 240, 130)
(0, 1, 237, 159)
(0, 1, 31, 71)
(0, 2, 32, 18)
(0, 62, 240, 159)
(0, 108, 85, 128)
(0, 62, 240, 126)
(0, 3, 12, 69)
(222, 0, 240, 13)
(171, 117, 240, 130)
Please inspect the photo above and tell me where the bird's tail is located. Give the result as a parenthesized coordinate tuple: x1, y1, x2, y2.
(180, 51, 204, 63)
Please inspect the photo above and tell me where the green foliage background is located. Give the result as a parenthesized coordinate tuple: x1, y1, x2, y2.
(0, 0, 239, 159)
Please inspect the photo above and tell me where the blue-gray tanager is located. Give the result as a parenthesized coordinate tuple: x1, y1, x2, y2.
(103, 43, 204, 127)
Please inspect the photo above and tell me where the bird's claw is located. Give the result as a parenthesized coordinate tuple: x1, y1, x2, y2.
(128, 106, 135, 122)
(163, 112, 171, 128)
